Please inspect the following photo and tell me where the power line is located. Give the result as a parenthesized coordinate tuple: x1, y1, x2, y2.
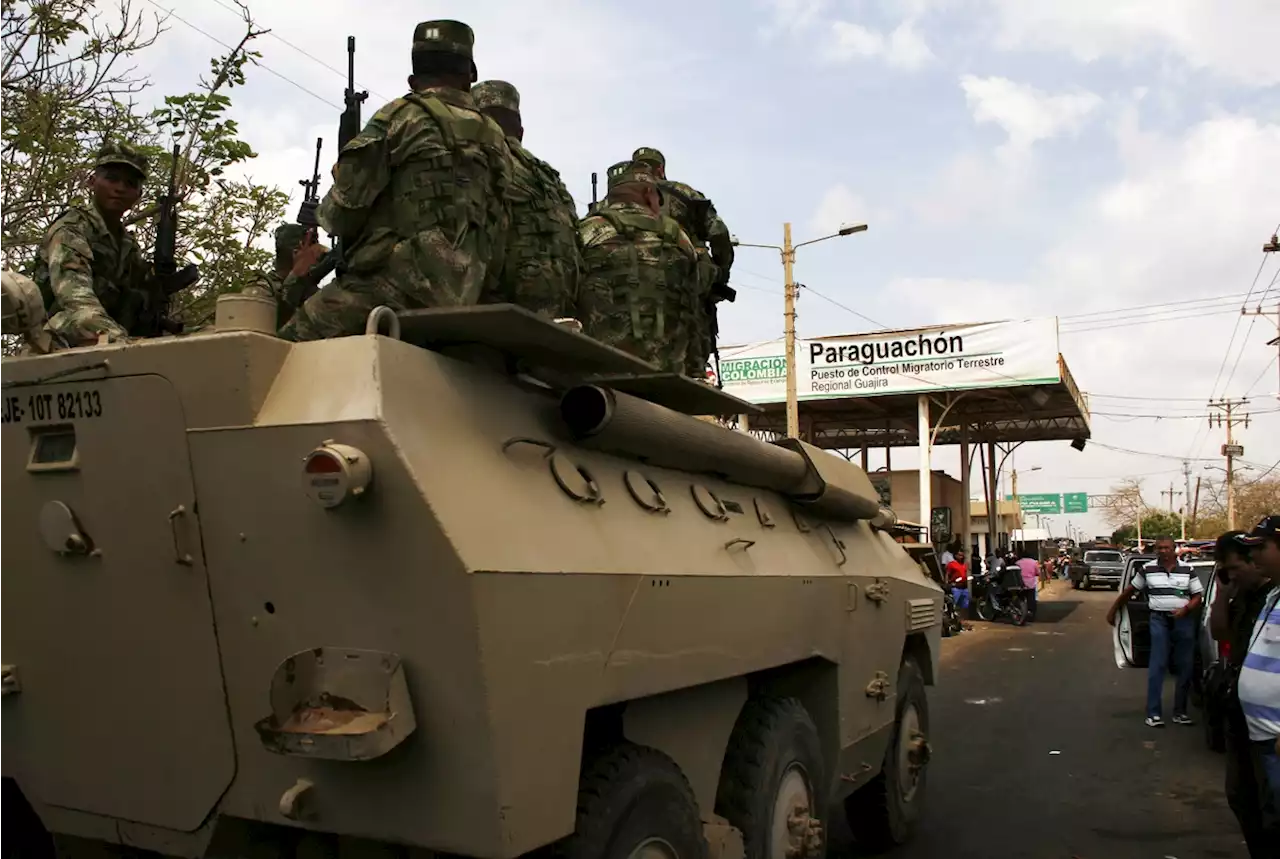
(1085, 391, 1229, 403)
(1060, 306, 1243, 334)
(1060, 289, 1270, 322)
(140, 0, 340, 109)
(203, 0, 391, 102)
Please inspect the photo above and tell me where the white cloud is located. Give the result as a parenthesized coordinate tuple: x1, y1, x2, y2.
(959, 76, 1102, 151)
(900, 111, 1280, 489)
(809, 184, 875, 237)
(911, 77, 1102, 224)
(909, 0, 1280, 86)
(758, 0, 833, 39)
(824, 18, 935, 70)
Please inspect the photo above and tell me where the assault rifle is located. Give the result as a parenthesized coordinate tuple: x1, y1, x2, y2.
(321, 35, 369, 281)
(704, 273, 735, 390)
(588, 171, 598, 214)
(130, 143, 199, 337)
(296, 136, 323, 234)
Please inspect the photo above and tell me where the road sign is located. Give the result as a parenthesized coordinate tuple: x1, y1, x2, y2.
(1007, 493, 1062, 515)
(1064, 492, 1089, 514)
(1222, 444, 1244, 457)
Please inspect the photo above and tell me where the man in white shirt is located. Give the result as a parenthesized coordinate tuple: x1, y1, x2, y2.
(1107, 536, 1204, 727)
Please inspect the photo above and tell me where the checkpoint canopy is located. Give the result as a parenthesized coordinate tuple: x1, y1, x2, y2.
(716, 317, 1090, 449)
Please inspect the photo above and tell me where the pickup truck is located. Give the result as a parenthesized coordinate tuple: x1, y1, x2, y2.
(1071, 549, 1127, 590)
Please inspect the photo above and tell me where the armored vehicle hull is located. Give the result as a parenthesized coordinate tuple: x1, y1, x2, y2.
(2, 306, 941, 859)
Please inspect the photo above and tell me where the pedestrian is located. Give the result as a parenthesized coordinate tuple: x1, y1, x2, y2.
(1015, 549, 1040, 620)
(946, 549, 971, 618)
(1233, 515, 1280, 842)
(471, 79, 581, 321)
(1106, 536, 1205, 727)
(33, 141, 197, 345)
(940, 541, 956, 567)
(279, 19, 513, 342)
(1209, 529, 1278, 857)
(577, 162, 697, 373)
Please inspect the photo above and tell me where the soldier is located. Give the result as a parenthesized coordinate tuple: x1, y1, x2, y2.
(578, 162, 697, 373)
(471, 79, 580, 320)
(243, 223, 331, 329)
(1, 269, 57, 353)
(33, 141, 195, 346)
(631, 147, 736, 380)
(279, 19, 512, 342)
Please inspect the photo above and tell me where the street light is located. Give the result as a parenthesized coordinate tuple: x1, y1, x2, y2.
(731, 221, 870, 438)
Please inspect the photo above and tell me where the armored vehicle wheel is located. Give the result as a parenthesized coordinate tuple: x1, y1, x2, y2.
(714, 697, 826, 859)
(844, 657, 930, 852)
(560, 743, 707, 859)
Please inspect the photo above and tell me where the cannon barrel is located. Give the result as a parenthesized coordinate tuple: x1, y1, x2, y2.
(559, 385, 885, 523)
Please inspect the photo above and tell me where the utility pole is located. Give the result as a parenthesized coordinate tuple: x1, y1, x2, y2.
(782, 222, 798, 439)
(1209, 398, 1251, 529)
(1182, 459, 1192, 540)
(1192, 475, 1202, 532)
(1246, 234, 1280, 391)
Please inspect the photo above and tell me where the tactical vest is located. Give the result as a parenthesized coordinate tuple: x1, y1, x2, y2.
(353, 93, 510, 281)
(31, 207, 147, 327)
(589, 207, 695, 341)
(659, 182, 712, 246)
(500, 143, 580, 312)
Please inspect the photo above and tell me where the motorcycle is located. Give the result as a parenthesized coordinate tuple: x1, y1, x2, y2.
(971, 568, 1032, 626)
(941, 588, 964, 637)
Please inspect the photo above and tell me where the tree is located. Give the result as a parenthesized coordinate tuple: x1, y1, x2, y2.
(1099, 478, 1147, 534)
(1112, 511, 1182, 545)
(2, 0, 287, 348)
(1192, 472, 1280, 538)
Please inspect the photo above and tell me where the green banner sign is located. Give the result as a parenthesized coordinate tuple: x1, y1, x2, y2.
(1063, 492, 1089, 514)
(1007, 493, 1062, 515)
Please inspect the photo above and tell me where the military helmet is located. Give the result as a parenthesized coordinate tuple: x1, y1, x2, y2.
(632, 147, 666, 169)
(472, 80, 520, 114)
(274, 223, 308, 254)
(606, 161, 658, 192)
(93, 140, 148, 177)
(1, 269, 47, 335)
(412, 19, 478, 82)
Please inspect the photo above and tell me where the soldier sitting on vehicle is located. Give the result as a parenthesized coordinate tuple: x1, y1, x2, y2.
(32, 141, 196, 346)
(577, 162, 697, 374)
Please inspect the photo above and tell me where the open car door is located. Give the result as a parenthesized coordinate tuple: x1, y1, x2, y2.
(1114, 555, 1154, 668)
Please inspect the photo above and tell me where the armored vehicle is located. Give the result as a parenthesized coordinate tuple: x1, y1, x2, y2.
(2, 299, 941, 859)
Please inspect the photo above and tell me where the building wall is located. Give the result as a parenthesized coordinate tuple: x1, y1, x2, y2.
(868, 470, 966, 542)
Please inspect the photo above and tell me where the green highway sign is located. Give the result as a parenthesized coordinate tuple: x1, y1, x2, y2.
(1007, 493, 1062, 515)
(1063, 492, 1089, 514)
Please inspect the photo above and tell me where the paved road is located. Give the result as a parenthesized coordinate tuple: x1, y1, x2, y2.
(834, 581, 1246, 859)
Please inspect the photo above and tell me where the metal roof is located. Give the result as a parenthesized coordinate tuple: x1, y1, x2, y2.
(741, 354, 1091, 450)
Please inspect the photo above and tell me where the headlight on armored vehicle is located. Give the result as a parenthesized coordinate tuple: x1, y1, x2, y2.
(302, 441, 372, 509)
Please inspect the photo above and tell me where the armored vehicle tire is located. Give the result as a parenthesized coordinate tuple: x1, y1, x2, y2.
(559, 743, 707, 859)
(843, 657, 930, 852)
(714, 697, 826, 859)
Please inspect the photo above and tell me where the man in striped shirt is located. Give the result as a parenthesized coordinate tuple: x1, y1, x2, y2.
(1107, 536, 1204, 727)
(1235, 515, 1280, 844)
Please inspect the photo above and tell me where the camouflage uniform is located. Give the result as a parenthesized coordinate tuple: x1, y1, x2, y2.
(2, 270, 57, 353)
(472, 80, 580, 320)
(632, 147, 735, 378)
(279, 20, 513, 342)
(578, 165, 697, 373)
(243, 224, 329, 329)
(32, 142, 158, 344)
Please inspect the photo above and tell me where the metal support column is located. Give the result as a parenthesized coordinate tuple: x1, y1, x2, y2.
(918, 395, 932, 544)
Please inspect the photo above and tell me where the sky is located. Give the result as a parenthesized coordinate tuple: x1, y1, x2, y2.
(126, 0, 1280, 539)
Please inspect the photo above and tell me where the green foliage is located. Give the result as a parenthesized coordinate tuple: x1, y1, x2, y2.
(1, 0, 285, 339)
(1111, 509, 1182, 544)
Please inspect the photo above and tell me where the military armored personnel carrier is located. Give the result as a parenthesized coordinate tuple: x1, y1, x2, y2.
(2, 298, 941, 859)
